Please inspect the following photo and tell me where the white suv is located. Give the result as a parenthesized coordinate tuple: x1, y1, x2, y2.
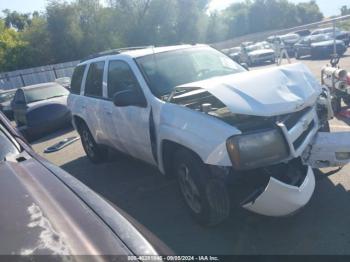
(68, 44, 350, 225)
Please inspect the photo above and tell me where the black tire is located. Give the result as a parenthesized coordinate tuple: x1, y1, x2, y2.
(173, 149, 230, 226)
(78, 122, 108, 163)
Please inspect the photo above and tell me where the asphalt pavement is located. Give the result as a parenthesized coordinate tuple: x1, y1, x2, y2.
(31, 50, 350, 255)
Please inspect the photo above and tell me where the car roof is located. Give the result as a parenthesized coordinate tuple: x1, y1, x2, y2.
(0, 89, 16, 94)
(19, 82, 61, 91)
(79, 44, 207, 65)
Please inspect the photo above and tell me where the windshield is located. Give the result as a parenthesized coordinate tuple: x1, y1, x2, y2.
(136, 47, 245, 97)
(0, 124, 19, 161)
(280, 34, 299, 42)
(229, 47, 241, 53)
(25, 84, 69, 104)
(246, 43, 271, 52)
(310, 34, 332, 43)
(0, 91, 15, 103)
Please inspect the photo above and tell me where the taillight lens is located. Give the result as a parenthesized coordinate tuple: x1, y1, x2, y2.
(347, 74, 350, 85)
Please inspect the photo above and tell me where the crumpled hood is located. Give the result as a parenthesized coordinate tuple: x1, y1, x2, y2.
(248, 49, 274, 56)
(177, 63, 322, 117)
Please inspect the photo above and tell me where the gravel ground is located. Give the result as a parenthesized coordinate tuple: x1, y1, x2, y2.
(31, 49, 350, 255)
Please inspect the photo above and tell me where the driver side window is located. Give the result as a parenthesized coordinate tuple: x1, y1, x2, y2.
(107, 60, 141, 99)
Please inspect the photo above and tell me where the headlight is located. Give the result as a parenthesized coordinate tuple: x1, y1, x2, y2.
(226, 129, 289, 170)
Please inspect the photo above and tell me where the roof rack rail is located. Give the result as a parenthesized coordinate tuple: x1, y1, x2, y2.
(80, 46, 154, 62)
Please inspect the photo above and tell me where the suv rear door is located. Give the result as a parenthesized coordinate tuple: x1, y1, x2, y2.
(81, 61, 109, 144)
(103, 59, 156, 166)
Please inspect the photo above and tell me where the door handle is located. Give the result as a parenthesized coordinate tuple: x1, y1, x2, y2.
(105, 111, 112, 115)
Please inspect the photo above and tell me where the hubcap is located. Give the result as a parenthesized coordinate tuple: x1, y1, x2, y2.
(177, 164, 202, 214)
(82, 129, 95, 158)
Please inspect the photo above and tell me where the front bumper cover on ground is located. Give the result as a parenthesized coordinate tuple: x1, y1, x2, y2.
(242, 166, 315, 216)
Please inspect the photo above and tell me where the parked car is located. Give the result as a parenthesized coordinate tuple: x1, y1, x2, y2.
(294, 34, 347, 59)
(55, 77, 71, 89)
(226, 46, 242, 63)
(244, 42, 275, 65)
(12, 82, 71, 141)
(0, 111, 170, 256)
(311, 27, 350, 46)
(69, 44, 350, 226)
(267, 33, 300, 56)
(0, 89, 16, 119)
(294, 29, 311, 37)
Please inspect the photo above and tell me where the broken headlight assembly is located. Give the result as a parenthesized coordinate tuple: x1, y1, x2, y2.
(226, 129, 289, 170)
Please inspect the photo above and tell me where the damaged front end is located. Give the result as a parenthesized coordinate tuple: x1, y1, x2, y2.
(238, 159, 315, 216)
(168, 63, 350, 217)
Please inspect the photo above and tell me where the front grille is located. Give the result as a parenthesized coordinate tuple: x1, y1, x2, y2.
(282, 107, 311, 130)
(293, 120, 315, 149)
(277, 107, 317, 157)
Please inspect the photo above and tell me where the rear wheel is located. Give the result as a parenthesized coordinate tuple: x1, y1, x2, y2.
(78, 122, 108, 163)
(173, 149, 230, 226)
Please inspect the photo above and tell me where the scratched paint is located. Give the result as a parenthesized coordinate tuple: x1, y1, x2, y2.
(20, 203, 71, 256)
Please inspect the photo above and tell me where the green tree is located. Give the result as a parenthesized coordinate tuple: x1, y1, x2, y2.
(2, 9, 31, 31)
(340, 5, 350, 16)
(0, 19, 28, 71)
(295, 1, 323, 24)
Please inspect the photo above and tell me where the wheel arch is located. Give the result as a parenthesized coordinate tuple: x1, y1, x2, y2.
(160, 139, 204, 176)
(72, 115, 86, 132)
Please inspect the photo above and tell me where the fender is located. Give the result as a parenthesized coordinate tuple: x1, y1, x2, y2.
(156, 103, 241, 173)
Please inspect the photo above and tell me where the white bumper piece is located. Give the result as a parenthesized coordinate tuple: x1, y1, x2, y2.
(242, 166, 315, 216)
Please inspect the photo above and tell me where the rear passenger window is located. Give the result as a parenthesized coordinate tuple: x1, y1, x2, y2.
(85, 62, 105, 98)
(107, 60, 141, 99)
(70, 65, 86, 94)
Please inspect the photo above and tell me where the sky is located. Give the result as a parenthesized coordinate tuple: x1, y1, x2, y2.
(0, 0, 349, 17)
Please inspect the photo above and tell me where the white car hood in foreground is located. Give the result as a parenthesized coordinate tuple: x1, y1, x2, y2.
(178, 63, 322, 117)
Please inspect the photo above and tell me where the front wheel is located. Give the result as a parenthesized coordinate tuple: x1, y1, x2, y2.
(173, 149, 230, 226)
(79, 122, 108, 163)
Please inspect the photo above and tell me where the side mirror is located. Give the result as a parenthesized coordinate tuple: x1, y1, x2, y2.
(113, 90, 146, 107)
(240, 63, 249, 71)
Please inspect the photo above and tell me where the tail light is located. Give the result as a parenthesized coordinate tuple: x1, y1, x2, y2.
(347, 73, 350, 85)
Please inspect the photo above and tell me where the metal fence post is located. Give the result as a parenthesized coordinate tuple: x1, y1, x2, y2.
(19, 74, 25, 87)
(53, 67, 58, 79)
(333, 20, 337, 57)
